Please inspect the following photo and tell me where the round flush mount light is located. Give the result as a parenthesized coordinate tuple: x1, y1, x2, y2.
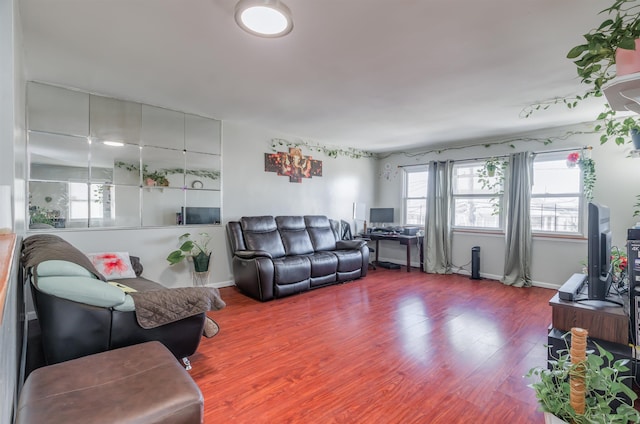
(235, 0, 293, 38)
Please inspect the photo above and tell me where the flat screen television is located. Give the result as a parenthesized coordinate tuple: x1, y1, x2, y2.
(587, 202, 613, 300)
(370, 207, 394, 224)
(180, 207, 221, 225)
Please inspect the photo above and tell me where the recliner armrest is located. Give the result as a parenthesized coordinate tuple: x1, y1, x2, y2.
(336, 240, 366, 250)
(235, 250, 273, 259)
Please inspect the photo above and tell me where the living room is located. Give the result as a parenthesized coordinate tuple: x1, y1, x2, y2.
(3, 0, 640, 422)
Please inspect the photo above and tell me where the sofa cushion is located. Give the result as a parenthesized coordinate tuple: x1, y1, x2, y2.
(304, 215, 337, 251)
(333, 250, 363, 272)
(36, 260, 95, 278)
(276, 216, 314, 256)
(37, 275, 128, 308)
(307, 252, 338, 277)
(273, 256, 311, 285)
(241, 216, 286, 258)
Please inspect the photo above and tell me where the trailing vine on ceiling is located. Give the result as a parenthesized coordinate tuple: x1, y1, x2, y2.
(375, 131, 595, 160)
(270, 138, 375, 159)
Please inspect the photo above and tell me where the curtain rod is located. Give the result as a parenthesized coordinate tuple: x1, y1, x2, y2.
(396, 145, 592, 168)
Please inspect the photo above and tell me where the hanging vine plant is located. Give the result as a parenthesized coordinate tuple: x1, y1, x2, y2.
(567, 151, 596, 201)
(270, 138, 374, 159)
(578, 157, 596, 202)
(477, 157, 509, 216)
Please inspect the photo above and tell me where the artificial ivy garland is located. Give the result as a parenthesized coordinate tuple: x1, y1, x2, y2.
(270, 138, 374, 159)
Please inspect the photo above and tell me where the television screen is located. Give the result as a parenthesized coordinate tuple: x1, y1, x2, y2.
(370, 208, 394, 224)
(587, 202, 612, 301)
(180, 207, 221, 225)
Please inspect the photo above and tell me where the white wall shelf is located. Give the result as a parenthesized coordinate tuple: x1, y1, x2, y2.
(603, 72, 640, 113)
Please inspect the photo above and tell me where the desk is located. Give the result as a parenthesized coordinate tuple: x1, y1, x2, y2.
(367, 233, 424, 272)
(548, 293, 628, 345)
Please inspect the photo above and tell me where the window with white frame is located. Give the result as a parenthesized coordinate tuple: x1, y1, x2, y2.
(530, 152, 582, 234)
(68, 182, 104, 220)
(403, 166, 428, 225)
(452, 162, 502, 229)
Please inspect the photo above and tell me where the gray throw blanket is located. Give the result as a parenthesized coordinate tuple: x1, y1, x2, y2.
(22, 234, 226, 329)
(129, 287, 226, 329)
(21, 234, 106, 284)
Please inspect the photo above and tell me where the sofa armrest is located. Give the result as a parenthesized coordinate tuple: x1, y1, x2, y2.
(36, 276, 128, 308)
(336, 240, 366, 250)
(235, 250, 273, 259)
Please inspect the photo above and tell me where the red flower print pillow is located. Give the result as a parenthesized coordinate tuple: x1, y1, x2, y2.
(86, 252, 136, 279)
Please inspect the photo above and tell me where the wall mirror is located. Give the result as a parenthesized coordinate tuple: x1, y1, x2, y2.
(26, 82, 222, 230)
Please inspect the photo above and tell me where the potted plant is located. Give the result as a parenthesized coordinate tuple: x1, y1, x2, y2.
(477, 158, 508, 215)
(526, 329, 640, 424)
(167, 232, 212, 272)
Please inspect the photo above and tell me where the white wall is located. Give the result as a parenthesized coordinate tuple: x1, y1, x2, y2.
(1, 0, 25, 422)
(376, 123, 640, 287)
(45, 120, 377, 288)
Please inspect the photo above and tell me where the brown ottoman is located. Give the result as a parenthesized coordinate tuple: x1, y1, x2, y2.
(16, 341, 203, 424)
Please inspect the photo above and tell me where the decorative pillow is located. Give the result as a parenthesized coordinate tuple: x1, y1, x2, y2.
(86, 252, 137, 279)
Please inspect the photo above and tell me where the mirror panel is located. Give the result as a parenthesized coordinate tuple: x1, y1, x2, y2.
(141, 104, 184, 149)
(29, 132, 89, 181)
(90, 184, 140, 228)
(185, 113, 221, 154)
(27, 82, 222, 230)
(28, 181, 71, 229)
(185, 152, 220, 190)
(141, 146, 185, 188)
(27, 82, 89, 136)
(142, 187, 184, 227)
(90, 95, 141, 143)
(92, 142, 141, 185)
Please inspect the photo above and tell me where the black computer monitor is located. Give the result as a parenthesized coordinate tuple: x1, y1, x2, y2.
(370, 208, 394, 224)
(180, 207, 221, 225)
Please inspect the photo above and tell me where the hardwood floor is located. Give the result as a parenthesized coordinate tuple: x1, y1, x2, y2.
(191, 270, 555, 423)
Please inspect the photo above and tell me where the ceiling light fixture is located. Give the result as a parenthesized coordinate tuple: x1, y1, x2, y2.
(103, 141, 124, 147)
(235, 0, 293, 38)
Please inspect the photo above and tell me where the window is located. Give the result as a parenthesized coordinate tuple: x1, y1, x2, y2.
(403, 166, 428, 225)
(452, 162, 502, 229)
(531, 152, 582, 234)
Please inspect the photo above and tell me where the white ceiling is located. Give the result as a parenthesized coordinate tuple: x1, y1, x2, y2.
(19, 0, 610, 153)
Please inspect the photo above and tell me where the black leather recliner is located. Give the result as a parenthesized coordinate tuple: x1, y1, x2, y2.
(227, 215, 369, 301)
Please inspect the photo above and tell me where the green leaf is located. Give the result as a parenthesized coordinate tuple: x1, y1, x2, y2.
(567, 44, 588, 59)
(167, 250, 185, 265)
(618, 37, 637, 50)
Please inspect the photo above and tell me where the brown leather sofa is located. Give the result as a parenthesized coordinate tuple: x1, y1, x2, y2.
(22, 235, 224, 365)
(227, 215, 369, 301)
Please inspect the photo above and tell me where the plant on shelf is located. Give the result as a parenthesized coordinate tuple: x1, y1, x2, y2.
(524, 0, 640, 145)
(167, 232, 212, 272)
(526, 328, 640, 424)
(477, 157, 508, 216)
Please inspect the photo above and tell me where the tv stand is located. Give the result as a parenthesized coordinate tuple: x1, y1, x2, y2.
(549, 293, 629, 345)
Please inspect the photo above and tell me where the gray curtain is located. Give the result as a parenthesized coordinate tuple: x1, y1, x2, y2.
(425, 160, 452, 274)
(502, 152, 533, 287)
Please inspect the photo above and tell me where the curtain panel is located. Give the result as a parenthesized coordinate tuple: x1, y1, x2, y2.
(502, 151, 533, 287)
(425, 160, 452, 274)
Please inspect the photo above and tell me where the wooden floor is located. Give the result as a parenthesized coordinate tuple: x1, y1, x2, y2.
(191, 270, 555, 423)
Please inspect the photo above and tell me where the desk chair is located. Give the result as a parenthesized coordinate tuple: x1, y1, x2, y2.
(340, 220, 376, 270)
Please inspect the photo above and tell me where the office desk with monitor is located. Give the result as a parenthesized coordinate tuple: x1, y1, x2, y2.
(366, 233, 424, 272)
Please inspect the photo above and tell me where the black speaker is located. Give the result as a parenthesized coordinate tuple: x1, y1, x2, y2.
(471, 246, 481, 280)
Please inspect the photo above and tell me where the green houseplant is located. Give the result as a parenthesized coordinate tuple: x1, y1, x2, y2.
(527, 340, 640, 423)
(167, 232, 212, 272)
(477, 157, 508, 216)
(566, 0, 640, 145)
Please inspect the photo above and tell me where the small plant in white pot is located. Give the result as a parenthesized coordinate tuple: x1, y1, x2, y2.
(526, 328, 639, 423)
(167, 232, 212, 272)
